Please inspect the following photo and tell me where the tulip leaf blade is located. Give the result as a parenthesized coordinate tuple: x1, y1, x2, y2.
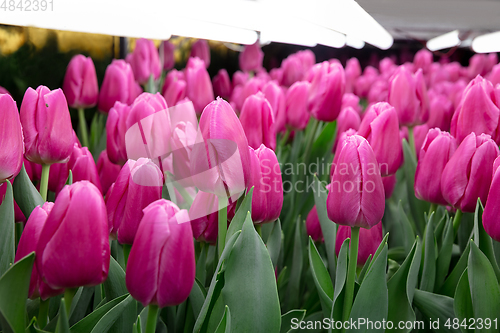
(440, 241, 471, 297)
(0, 181, 15, 277)
(453, 269, 473, 333)
(387, 238, 421, 333)
(214, 306, 231, 333)
(221, 213, 281, 333)
(89, 295, 133, 333)
(472, 199, 500, 281)
(225, 188, 253, 245)
(309, 120, 337, 168)
(285, 216, 303, 311)
(189, 278, 206, 322)
(413, 290, 460, 333)
(435, 215, 454, 291)
(347, 243, 388, 333)
(0, 252, 34, 333)
(279, 309, 306, 333)
(266, 219, 282, 269)
(308, 237, 334, 318)
(312, 175, 337, 282)
(56, 298, 70, 333)
(420, 212, 436, 292)
(12, 163, 44, 219)
(330, 238, 349, 333)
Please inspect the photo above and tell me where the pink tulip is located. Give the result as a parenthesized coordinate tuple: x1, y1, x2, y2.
(128, 38, 161, 85)
(20, 86, 74, 165)
(335, 221, 383, 265)
(161, 40, 176, 71)
(333, 106, 360, 152)
(239, 92, 276, 150)
(483, 156, 500, 242)
(36, 181, 109, 289)
(98, 60, 142, 113)
(161, 69, 186, 107)
(441, 132, 499, 212)
(126, 199, 195, 307)
(212, 69, 232, 100)
(382, 175, 396, 199)
(97, 150, 121, 196)
(354, 66, 379, 98)
(0, 86, 10, 95)
(270, 68, 283, 84)
(232, 71, 249, 88)
(190, 39, 210, 68)
(285, 81, 310, 130)
(367, 79, 389, 104)
(413, 49, 433, 75)
(345, 58, 362, 94)
(62, 55, 98, 109)
(281, 55, 304, 87)
(379, 57, 397, 77)
(170, 121, 198, 187)
(0, 94, 23, 182)
(106, 102, 130, 165)
(106, 158, 163, 244)
(415, 128, 457, 205)
(341, 93, 361, 115)
(185, 57, 214, 114)
(67, 145, 102, 193)
(488, 64, 500, 87)
(328, 134, 385, 229)
(427, 92, 453, 132)
(413, 123, 430, 155)
(306, 206, 323, 242)
(263, 81, 286, 133)
(239, 41, 264, 72)
(126, 92, 169, 129)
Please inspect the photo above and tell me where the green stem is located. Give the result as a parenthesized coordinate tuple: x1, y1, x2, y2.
(408, 126, 417, 160)
(428, 203, 438, 216)
(146, 74, 157, 94)
(40, 164, 50, 202)
(279, 128, 291, 147)
(255, 224, 262, 237)
(64, 288, 77, 317)
(342, 226, 360, 329)
(123, 244, 132, 266)
(77, 108, 89, 147)
(145, 304, 159, 333)
(218, 196, 228, 259)
(303, 118, 320, 163)
(37, 298, 49, 329)
(453, 209, 463, 237)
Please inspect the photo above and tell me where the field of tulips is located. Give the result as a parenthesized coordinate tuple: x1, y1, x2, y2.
(2, 37, 500, 333)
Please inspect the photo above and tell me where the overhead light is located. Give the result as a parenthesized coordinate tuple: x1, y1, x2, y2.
(472, 31, 500, 53)
(427, 30, 460, 51)
(316, 28, 346, 48)
(346, 35, 365, 49)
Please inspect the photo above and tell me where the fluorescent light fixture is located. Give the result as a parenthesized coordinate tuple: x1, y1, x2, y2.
(427, 30, 460, 51)
(316, 28, 346, 48)
(346, 35, 365, 49)
(472, 31, 500, 53)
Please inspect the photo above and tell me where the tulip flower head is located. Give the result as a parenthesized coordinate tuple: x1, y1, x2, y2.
(239, 92, 276, 150)
(0, 93, 23, 182)
(306, 206, 323, 242)
(128, 38, 162, 85)
(239, 41, 264, 72)
(62, 55, 99, 109)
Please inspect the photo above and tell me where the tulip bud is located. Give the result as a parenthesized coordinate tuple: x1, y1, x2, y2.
(247, 145, 283, 224)
(190, 98, 251, 198)
(335, 221, 383, 265)
(36, 181, 109, 289)
(306, 206, 323, 242)
(367, 79, 389, 104)
(126, 92, 169, 129)
(341, 93, 361, 115)
(468, 54, 489, 78)
(15, 202, 63, 299)
(62, 55, 99, 109)
(98, 60, 142, 113)
(307, 61, 346, 122)
(281, 55, 304, 87)
(0, 86, 9, 95)
(382, 175, 396, 199)
(68, 145, 102, 193)
(270, 68, 283, 84)
(126, 199, 195, 307)
(415, 128, 457, 205)
(97, 150, 121, 195)
(161, 70, 187, 107)
(388, 67, 429, 126)
(354, 66, 378, 98)
(333, 106, 361, 152)
(171, 121, 198, 187)
(483, 157, 500, 241)
(357, 102, 402, 176)
(0, 94, 23, 182)
(413, 49, 433, 75)
(488, 64, 500, 87)
(427, 92, 453, 132)
(285, 81, 310, 130)
(128, 38, 161, 85)
(20, 86, 74, 165)
(450, 76, 500, 144)
(441, 132, 499, 212)
(161, 40, 175, 71)
(380, 57, 397, 77)
(212, 69, 232, 100)
(239, 41, 264, 72)
(233, 71, 249, 88)
(106, 102, 130, 165)
(190, 39, 210, 68)
(239, 93, 276, 150)
(185, 57, 214, 114)
(345, 58, 361, 94)
(106, 158, 163, 244)
(327, 134, 385, 229)
(263, 81, 286, 133)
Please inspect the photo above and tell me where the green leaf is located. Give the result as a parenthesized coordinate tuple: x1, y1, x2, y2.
(70, 294, 129, 333)
(0, 252, 34, 333)
(312, 175, 336, 282)
(440, 241, 471, 297)
(331, 238, 349, 332)
(347, 244, 388, 333)
(12, 163, 44, 219)
(221, 213, 281, 333)
(293, 311, 324, 333)
(308, 238, 334, 318)
(56, 299, 70, 333)
(89, 295, 133, 333)
(214, 306, 231, 333)
(413, 290, 460, 333)
(285, 217, 304, 311)
(69, 287, 94, 325)
(280, 310, 306, 333)
(0, 181, 15, 276)
(189, 279, 207, 321)
(436, 215, 454, 291)
(309, 121, 337, 169)
(397, 201, 416, 256)
(266, 219, 282, 269)
(473, 199, 500, 281)
(454, 269, 473, 333)
(420, 212, 436, 292)
(196, 243, 209, 286)
(226, 188, 253, 244)
(365, 232, 389, 278)
(26, 317, 52, 333)
(468, 241, 500, 330)
(387, 238, 421, 333)
(193, 231, 241, 333)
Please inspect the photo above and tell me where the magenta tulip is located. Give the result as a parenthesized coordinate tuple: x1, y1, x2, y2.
(97, 60, 142, 113)
(161, 70, 187, 107)
(307, 61, 346, 122)
(170, 120, 198, 187)
(161, 40, 176, 71)
(354, 66, 378, 98)
(67, 145, 102, 193)
(441, 132, 499, 212)
(97, 150, 121, 195)
(382, 175, 396, 199)
(106, 102, 130, 165)
(427, 92, 454, 132)
(190, 39, 210, 68)
(483, 156, 500, 242)
(185, 57, 214, 114)
(328, 134, 385, 229)
(232, 71, 249, 87)
(239, 92, 276, 150)
(126, 199, 195, 307)
(285, 81, 310, 130)
(281, 54, 304, 87)
(413, 49, 433, 74)
(62, 55, 98, 109)
(128, 38, 161, 85)
(333, 106, 360, 152)
(341, 93, 361, 115)
(415, 128, 457, 205)
(239, 41, 264, 72)
(106, 158, 163, 244)
(357, 102, 402, 176)
(0, 94, 23, 182)
(212, 69, 232, 100)
(36, 181, 109, 289)
(20, 86, 74, 165)
(263, 81, 286, 133)
(247, 145, 283, 224)
(488, 64, 500, 86)
(335, 222, 383, 265)
(345, 58, 361, 94)
(306, 206, 323, 242)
